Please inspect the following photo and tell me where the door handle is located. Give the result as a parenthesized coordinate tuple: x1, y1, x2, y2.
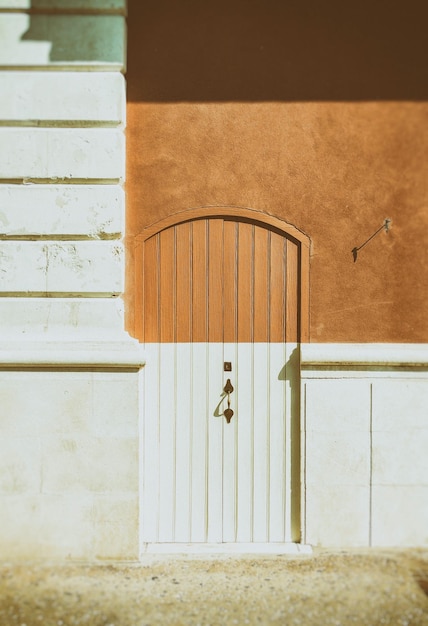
(224, 378, 234, 394)
(223, 378, 234, 423)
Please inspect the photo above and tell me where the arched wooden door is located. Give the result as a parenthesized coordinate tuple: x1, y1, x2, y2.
(135, 208, 309, 549)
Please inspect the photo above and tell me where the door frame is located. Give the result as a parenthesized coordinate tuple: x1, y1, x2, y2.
(134, 206, 311, 551)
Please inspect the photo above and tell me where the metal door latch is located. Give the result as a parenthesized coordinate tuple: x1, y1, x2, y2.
(223, 378, 234, 423)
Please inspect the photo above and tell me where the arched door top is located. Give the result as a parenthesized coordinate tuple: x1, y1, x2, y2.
(137, 206, 311, 250)
(135, 207, 310, 343)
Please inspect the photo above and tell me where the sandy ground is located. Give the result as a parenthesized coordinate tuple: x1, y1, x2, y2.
(1, 550, 428, 626)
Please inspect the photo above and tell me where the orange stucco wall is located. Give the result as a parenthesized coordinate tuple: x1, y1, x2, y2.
(126, 0, 428, 343)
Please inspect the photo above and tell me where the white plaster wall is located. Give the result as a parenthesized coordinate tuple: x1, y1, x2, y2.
(371, 380, 428, 546)
(0, 371, 140, 560)
(0, 1, 144, 561)
(0, 1, 127, 317)
(303, 378, 371, 546)
(301, 344, 428, 548)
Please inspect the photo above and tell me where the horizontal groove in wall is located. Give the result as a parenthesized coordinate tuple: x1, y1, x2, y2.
(0, 292, 121, 298)
(0, 233, 122, 241)
(0, 120, 122, 128)
(0, 294, 124, 306)
(0, 178, 121, 185)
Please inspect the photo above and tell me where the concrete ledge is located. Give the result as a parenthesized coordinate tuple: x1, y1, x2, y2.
(300, 343, 428, 368)
(0, 337, 146, 369)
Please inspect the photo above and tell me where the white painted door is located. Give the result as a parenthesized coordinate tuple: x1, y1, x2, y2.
(138, 214, 303, 546)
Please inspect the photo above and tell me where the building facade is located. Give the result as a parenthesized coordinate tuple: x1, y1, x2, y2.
(0, 0, 427, 559)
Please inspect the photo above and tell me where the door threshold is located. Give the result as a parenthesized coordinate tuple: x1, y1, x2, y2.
(141, 543, 312, 555)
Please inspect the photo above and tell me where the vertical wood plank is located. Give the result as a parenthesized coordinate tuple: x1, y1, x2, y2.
(157, 343, 176, 540)
(207, 343, 224, 541)
(190, 343, 208, 540)
(142, 235, 159, 342)
(236, 342, 253, 541)
(175, 222, 192, 343)
(270, 232, 286, 343)
(159, 228, 175, 343)
(269, 342, 287, 542)
(174, 342, 192, 541)
(252, 342, 269, 541)
(222, 219, 238, 540)
(254, 226, 269, 343)
(222, 341, 238, 541)
(286, 239, 298, 343)
(237, 223, 253, 343)
(223, 220, 237, 344)
(192, 220, 208, 342)
(208, 219, 224, 343)
(141, 343, 161, 543)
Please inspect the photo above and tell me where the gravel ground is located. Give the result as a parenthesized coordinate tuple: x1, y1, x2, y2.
(1, 550, 428, 626)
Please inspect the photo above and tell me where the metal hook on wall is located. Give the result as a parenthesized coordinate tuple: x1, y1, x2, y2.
(352, 218, 392, 262)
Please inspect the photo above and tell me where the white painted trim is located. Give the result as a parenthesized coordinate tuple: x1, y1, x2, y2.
(0, 337, 145, 369)
(141, 543, 312, 555)
(300, 343, 428, 367)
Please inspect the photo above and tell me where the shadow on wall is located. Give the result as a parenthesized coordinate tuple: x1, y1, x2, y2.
(21, 0, 124, 63)
(127, 0, 428, 102)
